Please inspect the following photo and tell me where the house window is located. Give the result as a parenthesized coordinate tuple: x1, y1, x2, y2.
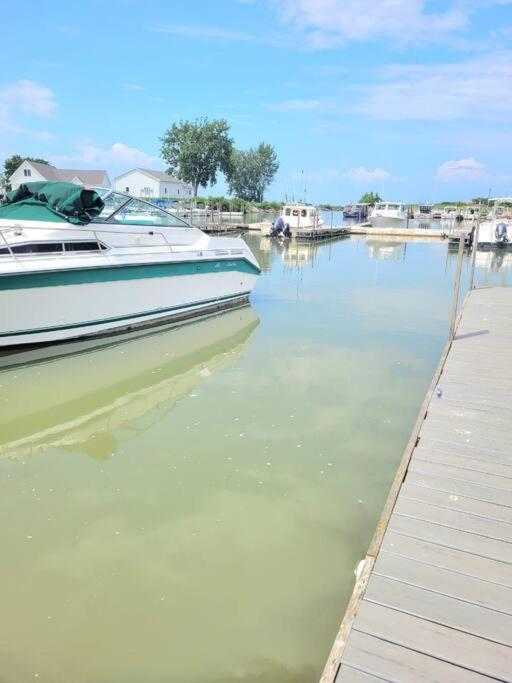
(125, 187, 129, 193)
(24, 169, 31, 177)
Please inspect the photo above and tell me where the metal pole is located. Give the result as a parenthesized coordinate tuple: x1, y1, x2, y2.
(468, 205, 481, 291)
(449, 232, 465, 339)
(331, 211, 333, 229)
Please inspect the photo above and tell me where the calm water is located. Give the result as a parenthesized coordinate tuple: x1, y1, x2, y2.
(0, 236, 510, 683)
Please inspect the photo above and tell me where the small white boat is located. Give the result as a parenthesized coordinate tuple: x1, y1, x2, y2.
(0, 183, 260, 347)
(369, 202, 407, 226)
(261, 203, 324, 236)
(441, 206, 460, 221)
(477, 199, 512, 250)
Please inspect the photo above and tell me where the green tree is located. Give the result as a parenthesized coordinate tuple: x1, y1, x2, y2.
(358, 191, 382, 205)
(160, 117, 233, 196)
(226, 143, 279, 202)
(2, 155, 50, 191)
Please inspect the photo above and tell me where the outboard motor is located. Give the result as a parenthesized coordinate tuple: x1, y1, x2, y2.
(269, 224, 283, 238)
(495, 222, 509, 247)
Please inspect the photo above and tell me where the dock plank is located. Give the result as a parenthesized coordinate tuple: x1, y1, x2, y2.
(340, 631, 494, 683)
(354, 601, 512, 681)
(365, 574, 512, 646)
(381, 531, 512, 588)
(400, 482, 512, 524)
(394, 497, 512, 543)
(373, 552, 512, 614)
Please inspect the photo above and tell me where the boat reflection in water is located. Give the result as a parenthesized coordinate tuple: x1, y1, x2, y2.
(366, 238, 407, 261)
(0, 306, 259, 462)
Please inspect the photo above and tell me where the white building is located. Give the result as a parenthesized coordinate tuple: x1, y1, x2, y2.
(9, 160, 111, 191)
(114, 168, 194, 199)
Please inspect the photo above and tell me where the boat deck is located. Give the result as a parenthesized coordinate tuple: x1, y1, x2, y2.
(322, 286, 512, 682)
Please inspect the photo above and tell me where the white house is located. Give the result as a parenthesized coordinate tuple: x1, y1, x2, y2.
(9, 160, 111, 191)
(114, 168, 194, 198)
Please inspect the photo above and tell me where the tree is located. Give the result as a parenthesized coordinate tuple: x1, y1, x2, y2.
(358, 191, 382, 205)
(160, 117, 233, 196)
(226, 143, 279, 202)
(1, 155, 50, 191)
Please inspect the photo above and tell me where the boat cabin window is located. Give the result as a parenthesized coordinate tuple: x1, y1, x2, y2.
(292, 209, 299, 216)
(301, 209, 307, 217)
(64, 241, 107, 252)
(388, 204, 400, 210)
(285, 208, 291, 216)
(0, 241, 107, 256)
(106, 197, 189, 228)
(11, 242, 64, 254)
(375, 203, 385, 210)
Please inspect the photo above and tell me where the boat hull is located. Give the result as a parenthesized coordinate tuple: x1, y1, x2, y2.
(0, 259, 259, 346)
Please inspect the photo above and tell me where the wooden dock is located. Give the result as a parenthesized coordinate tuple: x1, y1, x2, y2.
(349, 225, 447, 238)
(321, 285, 512, 683)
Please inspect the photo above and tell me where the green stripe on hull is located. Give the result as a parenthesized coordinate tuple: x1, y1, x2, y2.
(0, 292, 252, 338)
(0, 257, 260, 290)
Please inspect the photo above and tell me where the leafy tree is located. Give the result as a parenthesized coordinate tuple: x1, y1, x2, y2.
(2, 155, 50, 191)
(160, 117, 233, 196)
(358, 191, 382, 205)
(226, 143, 279, 202)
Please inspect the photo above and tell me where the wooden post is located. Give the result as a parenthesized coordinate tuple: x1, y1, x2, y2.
(468, 206, 481, 291)
(450, 232, 465, 338)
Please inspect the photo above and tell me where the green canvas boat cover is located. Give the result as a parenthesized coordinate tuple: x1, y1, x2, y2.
(0, 182, 105, 225)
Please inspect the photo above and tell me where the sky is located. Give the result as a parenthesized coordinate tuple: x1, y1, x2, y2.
(1, 0, 512, 203)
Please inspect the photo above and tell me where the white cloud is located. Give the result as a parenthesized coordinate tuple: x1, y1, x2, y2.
(153, 22, 290, 48)
(346, 166, 393, 182)
(436, 157, 486, 181)
(123, 83, 146, 92)
(53, 142, 159, 168)
(0, 79, 56, 117)
(348, 51, 512, 121)
(275, 0, 468, 47)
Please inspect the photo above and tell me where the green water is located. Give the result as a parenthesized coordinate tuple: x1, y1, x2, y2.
(0, 236, 509, 682)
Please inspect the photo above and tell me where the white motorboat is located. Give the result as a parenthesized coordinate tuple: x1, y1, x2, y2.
(369, 202, 407, 226)
(261, 203, 324, 236)
(476, 198, 512, 250)
(0, 182, 260, 347)
(441, 206, 460, 221)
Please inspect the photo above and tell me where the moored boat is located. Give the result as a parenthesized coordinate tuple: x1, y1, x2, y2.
(0, 182, 260, 347)
(261, 203, 324, 236)
(369, 201, 407, 226)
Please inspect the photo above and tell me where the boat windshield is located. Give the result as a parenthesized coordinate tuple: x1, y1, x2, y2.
(95, 191, 190, 228)
(375, 203, 386, 210)
(387, 204, 400, 210)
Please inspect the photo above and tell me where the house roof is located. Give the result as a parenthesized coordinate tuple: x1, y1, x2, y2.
(17, 161, 108, 187)
(115, 168, 193, 187)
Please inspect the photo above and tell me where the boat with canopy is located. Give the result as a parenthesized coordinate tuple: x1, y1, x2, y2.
(0, 182, 260, 346)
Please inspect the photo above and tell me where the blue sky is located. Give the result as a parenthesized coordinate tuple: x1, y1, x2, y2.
(1, 0, 511, 203)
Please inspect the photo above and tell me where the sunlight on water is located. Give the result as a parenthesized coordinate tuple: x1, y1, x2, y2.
(0, 236, 510, 682)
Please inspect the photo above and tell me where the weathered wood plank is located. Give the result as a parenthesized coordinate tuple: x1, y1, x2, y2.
(335, 663, 388, 682)
(373, 551, 512, 614)
(400, 482, 512, 524)
(341, 631, 495, 683)
(414, 450, 512, 477)
(365, 573, 512, 646)
(408, 459, 512, 493)
(381, 531, 512, 588)
(354, 601, 512, 681)
(388, 513, 512, 563)
(394, 497, 512, 543)
(406, 470, 512, 508)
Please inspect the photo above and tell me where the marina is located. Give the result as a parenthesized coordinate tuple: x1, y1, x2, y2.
(1, 229, 511, 682)
(321, 284, 512, 683)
